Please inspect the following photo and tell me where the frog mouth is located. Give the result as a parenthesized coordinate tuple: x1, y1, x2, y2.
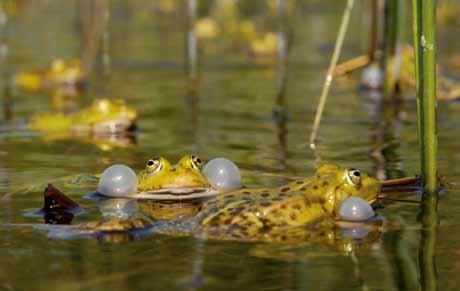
(131, 188, 219, 200)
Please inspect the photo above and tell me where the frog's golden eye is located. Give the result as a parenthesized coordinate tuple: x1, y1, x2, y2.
(346, 168, 361, 186)
(190, 155, 203, 170)
(146, 157, 162, 173)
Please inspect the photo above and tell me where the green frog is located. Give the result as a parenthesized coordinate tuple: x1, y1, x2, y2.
(14, 59, 85, 91)
(64, 155, 214, 238)
(59, 164, 390, 244)
(195, 164, 380, 241)
(6, 155, 213, 202)
(126, 155, 217, 200)
(28, 98, 137, 134)
(137, 155, 210, 193)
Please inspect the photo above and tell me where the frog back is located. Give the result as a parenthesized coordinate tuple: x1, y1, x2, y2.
(198, 177, 330, 237)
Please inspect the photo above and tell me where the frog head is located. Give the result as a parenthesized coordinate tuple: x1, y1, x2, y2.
(47, 59, 85, 85)
(305, 164, 381, 217)
(137, 155, 211, 194)
(72, 99, 138, 133)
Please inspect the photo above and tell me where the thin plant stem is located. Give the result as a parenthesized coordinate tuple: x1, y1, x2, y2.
(382, 0, 405, 98)
(101, 0, 111, 75)
(274, 0, 289, 171)
(0, 3, 12, 121)
(309, 0, 355, 149)
(412, 0, 438, 193)
(275, 0, 288, 109)
(369, 0, 379, 62)
(412, 0, 438, 290)
(186, 0, 198, 81)
(80, 0, 108, 76)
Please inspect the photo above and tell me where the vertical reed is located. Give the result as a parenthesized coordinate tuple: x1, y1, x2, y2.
(101, 0, 111, 75)
(368, 0, 379, 62)
(412, 0, 438, 290)
(309, 0, 354, 149)
(412, 0, 438, 193)
(275, 0, 288, 109)
(186, 0, 198, 81)
(80, 0, 109, 76)
(382, 0, 405, 98)
(274, 0, 289, 168)
(0, 3, 12, 121)
(185, 0, 199, 99)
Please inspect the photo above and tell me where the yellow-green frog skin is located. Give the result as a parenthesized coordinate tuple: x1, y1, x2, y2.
(28, 98, 137, 134)
(137, 155, 211, 194)
(14, 59, 85, 91)
(55, 164, 382, 244)
(198, 164, 381, 240)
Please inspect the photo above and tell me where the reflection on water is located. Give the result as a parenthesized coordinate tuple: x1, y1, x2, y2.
(0, 0, 458, 290)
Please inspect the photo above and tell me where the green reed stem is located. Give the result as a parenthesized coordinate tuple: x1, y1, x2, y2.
(368, 0, 378, 62)
(101, 0, 111, 75)
(382, 0, 405, 98)
(309, 0, 354, 149)
(413, 1, 438, 289)
(412, 0, 438, 193)
(0, 2, 12, 121)
(418, 193, 439, 291)
(186, 0, 198, 80)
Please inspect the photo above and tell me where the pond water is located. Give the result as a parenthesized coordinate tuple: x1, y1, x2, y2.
(1, 1, 460, 290)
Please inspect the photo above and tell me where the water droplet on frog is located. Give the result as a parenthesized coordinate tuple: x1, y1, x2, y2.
(339, 197, 375, 221)
(203, 158, 242, 191)
(97, 164, 138, 197)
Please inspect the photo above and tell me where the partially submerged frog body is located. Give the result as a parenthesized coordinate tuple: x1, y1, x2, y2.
(14, 59, 85, 91)
(138, 200, 201, 220)
(68, 156, 212, 235)
(45, 164, 384, 243)
(9, 154, 211, 203)
(28, 98, 137, 134)
(67, 155, 210, 195)
(196, 164, 381, 242)
(136, 155, 211, 195)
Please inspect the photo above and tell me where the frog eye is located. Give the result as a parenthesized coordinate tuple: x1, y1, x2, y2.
(346, 168, 361, 186)
(190, 155, 203, 170)
(146, 157, 162, 173)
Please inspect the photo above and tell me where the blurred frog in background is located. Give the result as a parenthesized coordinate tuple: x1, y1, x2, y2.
(27, 98, 138, 150)
(14, 59, 86, 92)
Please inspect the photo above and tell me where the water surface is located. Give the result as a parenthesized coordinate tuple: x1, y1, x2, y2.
(1, 1, 460, 290)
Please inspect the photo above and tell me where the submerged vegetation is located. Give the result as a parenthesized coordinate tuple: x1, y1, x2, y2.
(0, 0, 459, 290)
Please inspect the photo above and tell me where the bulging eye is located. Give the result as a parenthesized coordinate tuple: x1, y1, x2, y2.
(191, 155, 203, 170)
(346, 168, 361, 186)
(146, 157, 162, 173)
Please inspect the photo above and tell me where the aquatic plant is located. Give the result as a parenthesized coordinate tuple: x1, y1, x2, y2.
(382, 0, 406, 98)
(412, 0, 438, 290)
(412, 0, 437, 194)
(310, 0, 355, 149)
